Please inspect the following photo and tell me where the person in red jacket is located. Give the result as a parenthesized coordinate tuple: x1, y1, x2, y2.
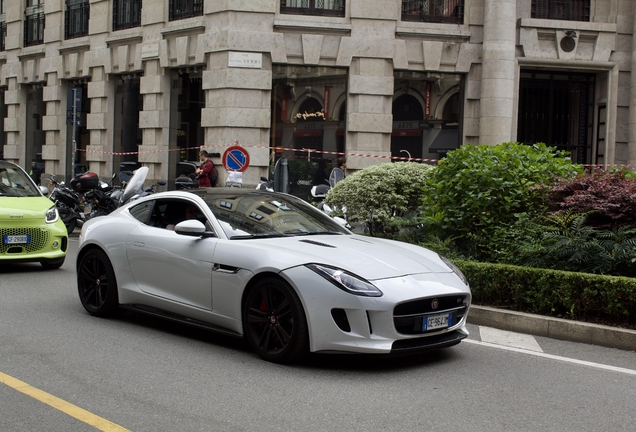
(195, 150, 215, 188)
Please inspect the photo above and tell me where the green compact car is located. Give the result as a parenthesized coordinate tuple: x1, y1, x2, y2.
(0, 160, 68, 269)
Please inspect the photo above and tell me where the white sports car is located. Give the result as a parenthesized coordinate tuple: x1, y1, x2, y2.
(77, 188, 471, 363)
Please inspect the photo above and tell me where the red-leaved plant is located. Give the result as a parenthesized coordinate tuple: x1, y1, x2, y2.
(545, 170, 636, 228)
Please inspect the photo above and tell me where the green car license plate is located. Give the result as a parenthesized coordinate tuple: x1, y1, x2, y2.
(422, 313, 452, 331)
(4, 234, 30, 245)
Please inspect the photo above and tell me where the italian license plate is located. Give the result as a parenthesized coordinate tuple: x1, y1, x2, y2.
(423, 313, 452, 331)
(4, 234, 30, 245)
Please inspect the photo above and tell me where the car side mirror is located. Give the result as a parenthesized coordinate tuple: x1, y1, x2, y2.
(174, 219, 216, 238)
(39, 186, 49, 195)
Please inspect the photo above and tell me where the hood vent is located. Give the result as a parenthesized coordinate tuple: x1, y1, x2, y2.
(299, 239, 336, 248)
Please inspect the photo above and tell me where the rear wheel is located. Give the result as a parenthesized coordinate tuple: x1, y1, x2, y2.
(243, 277, 308, 363)
(58, 206, 76, 234)
(77, 249, 119, 317)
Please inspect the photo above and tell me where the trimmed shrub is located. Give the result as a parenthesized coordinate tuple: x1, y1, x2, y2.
(324, 161, 434, 235)
(455, 260, 636, 329)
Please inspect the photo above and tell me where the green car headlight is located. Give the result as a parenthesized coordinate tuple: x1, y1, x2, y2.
(46, 206, 59, 224)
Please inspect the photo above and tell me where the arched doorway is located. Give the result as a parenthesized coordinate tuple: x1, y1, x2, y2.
(391, 94, 424, 161)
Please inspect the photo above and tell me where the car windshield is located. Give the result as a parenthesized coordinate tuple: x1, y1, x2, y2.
(201, 191, 350, 239)
(0, 165, 41, 197)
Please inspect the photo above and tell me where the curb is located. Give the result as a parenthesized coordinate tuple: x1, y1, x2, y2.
(467, 305, 636, 352)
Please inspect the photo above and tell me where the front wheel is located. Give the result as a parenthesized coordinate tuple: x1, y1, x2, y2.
(243, 277, 309, 363)
(77, 249, 119, 317)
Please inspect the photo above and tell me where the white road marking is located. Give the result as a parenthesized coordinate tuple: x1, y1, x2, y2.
(479, 326, 543, 352)
(464, 339, 636, 377)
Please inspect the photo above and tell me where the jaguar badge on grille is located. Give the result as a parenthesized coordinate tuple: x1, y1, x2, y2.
(431, 299, 439, 310)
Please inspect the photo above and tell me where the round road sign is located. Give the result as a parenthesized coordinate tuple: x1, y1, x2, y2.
(223, 146, 250, 173)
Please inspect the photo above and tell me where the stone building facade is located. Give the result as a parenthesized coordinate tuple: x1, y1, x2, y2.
(0, 0, 634, 187)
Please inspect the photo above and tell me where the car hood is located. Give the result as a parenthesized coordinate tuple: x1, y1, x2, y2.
(237, 234, 453, 280)
(0, 196, 52, 220)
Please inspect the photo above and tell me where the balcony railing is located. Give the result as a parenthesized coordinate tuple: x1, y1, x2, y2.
(531, 0, 590, 22)
(169, 0, 203, 21)
(0, 21, 5, 52)
(402, 0, 463, 24)
(65, 0, 89, 40)
(280, 1, 345, 17)
(24, 12, 45, 47)
(113, 0, 142, 31)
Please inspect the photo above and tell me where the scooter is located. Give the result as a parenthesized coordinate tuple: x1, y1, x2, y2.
(309, 183, 350, 229)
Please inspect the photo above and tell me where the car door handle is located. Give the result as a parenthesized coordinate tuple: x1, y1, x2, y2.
(134, 241, 145, 248)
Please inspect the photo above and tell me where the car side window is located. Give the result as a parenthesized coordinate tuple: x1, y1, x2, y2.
(129, 201, 154, 225)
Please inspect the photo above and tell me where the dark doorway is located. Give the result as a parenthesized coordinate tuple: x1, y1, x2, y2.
(392, 94, 424, 161)
(517, 70, 594, 164)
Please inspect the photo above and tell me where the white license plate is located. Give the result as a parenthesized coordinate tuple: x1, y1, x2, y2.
(423, 313, 452, 331)
(4, 235, 30, 245)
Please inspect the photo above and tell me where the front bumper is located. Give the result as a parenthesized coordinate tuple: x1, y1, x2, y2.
(281, 266, 471, 355)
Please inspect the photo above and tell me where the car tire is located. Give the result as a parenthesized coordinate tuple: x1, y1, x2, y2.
(77, 249, 120, 317)
(243, 277, 309, 364)
(40, 257, 65, 270)
(58, 206, 76, 234)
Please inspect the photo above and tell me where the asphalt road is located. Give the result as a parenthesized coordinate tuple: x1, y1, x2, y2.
(1, 235, 635, 432)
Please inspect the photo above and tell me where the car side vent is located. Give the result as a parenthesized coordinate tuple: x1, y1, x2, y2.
(299, 239, 336, 248)
(331, 308, 351, 332)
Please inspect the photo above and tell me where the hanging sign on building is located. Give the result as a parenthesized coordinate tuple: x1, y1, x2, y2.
(425, 82, 432, 118)
(228, 52, 262, 69)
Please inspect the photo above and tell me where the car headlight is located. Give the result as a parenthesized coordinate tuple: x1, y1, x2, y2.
(440, 255, 468, 286)
(306, 264, 383, 297)
(46, 206, 59, 224)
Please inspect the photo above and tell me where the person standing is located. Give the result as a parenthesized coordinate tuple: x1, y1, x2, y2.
(329, 156, 347, 187)
(195, 150, 215, 188)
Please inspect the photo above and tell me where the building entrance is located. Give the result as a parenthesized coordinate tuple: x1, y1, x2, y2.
(517, 70, 595, 164)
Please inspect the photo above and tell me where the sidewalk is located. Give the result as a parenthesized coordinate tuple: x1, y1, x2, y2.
(467, 305, 636, 351)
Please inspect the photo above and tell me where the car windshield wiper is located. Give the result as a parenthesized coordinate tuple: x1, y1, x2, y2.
(230, 233, 288, 240)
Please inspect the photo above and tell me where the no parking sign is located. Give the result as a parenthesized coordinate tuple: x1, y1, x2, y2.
(222, 146, 250, 173)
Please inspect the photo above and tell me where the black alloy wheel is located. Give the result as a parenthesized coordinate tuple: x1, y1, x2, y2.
(243, 277, 308, 363)
(77, 249, 119, 317)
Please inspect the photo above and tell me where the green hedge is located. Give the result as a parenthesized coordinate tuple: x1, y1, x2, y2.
(454, 260, 636, 329)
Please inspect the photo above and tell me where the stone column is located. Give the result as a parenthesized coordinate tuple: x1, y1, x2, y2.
(41, 72, 67, 178)
(86, 67, 115, 176)
(479, 0, 517, 146)
(139, 59, 171, 183)
(342, 0, 397, 170)
(2, 77, 26, 165)
(628, 9, 636, 164)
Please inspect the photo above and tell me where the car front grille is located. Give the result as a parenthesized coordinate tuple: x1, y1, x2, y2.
(0, 227, 50, 254)
(394, 295, 468, 335)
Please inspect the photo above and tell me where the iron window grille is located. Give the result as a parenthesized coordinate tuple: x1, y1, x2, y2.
(113, 0, 142, 31)
(401, 0, 463, 24)
(531, 0, 590, 22)
(24, 12, 45, 47)
(280, 0, 345, 17)
(65, 0, 89, 40)
(169, 0, 203, 21)
(0, 21, 5, 52)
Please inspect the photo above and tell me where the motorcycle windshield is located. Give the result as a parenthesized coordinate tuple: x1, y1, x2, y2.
(121, 166, 148, 204)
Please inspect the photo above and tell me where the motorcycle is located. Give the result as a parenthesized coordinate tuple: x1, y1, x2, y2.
(256, 176, 274, 192)
(309, 183, 350, 229)
(47, 174, 89, 234)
